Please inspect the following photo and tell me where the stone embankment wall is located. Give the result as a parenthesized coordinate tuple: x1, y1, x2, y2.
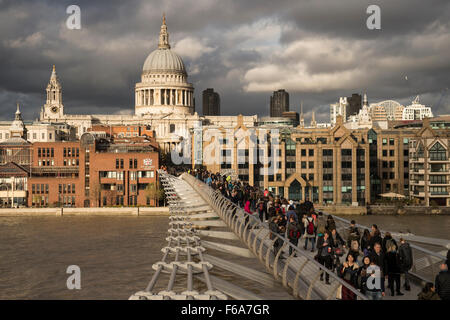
(0, 207, 169, 217)
(317, 205, 450, 215)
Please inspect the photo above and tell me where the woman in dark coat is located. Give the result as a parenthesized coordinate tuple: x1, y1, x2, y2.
(369, 225, 383, 252)
(325, 215, 336, 232)
(361, 229, 371, 256)
(358, 256, 372, 295)
(339, 253, 360, 300)
(385, 243, 404, 296)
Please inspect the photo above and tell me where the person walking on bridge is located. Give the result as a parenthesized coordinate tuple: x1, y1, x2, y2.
(398, 238, 413, 291)
(316, 232, 333, 285)
(286, 206, 298, 224)
(369, 225, 383, 253)
(269, 215, 285, 259)
(435, 263, 450, 300)
(303, 214, 317, 252)
(370, 243, 386, 298)
(365, 257, 385, 300)
(385, 243, 404, 296)
(287, 215, 301, 256)
(339, 252, 360, 300)
(418, 282, 440, 300)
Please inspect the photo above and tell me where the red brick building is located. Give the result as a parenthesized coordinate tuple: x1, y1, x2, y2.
(27, 132, 159, 207)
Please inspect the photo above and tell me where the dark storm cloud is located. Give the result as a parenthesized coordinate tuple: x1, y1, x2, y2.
(0, 0, 449, 123)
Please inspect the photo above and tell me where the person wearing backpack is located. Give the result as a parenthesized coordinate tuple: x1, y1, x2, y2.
(382, 232, 398, 253)
(303, 214, 316, 252)
(398, 238, 413, 291)
(287, 215, 301, 256)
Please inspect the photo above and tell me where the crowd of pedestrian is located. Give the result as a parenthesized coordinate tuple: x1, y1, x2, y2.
(189, 168, 450, 301)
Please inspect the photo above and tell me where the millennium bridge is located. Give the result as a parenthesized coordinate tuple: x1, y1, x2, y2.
(130, 171, 449, 300)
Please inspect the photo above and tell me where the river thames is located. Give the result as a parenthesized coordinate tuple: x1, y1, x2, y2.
(0, 215, 449, 299)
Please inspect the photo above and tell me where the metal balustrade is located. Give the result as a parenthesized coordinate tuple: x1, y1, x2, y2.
(182, 173, 368, 300)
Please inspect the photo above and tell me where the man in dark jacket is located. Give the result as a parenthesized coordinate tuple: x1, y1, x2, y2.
(398, 238, 413, 291)
(370, 243, 387, 295)
(435, 263, 450, 300)
(269, 215, 285, 259)
(347, 220, 361, 248)
(316, 232, 333, 285)
(287, 216, 300, 256)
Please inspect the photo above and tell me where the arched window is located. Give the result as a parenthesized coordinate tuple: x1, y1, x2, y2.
(429, 142, 446, 161)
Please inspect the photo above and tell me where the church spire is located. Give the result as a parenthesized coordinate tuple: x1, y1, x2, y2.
(158, 13, 170, 49)
(299, 101, 305, 128)
(311, 111, 317, 128)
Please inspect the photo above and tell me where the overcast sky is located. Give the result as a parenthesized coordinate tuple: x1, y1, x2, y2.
(1, 0, 449, 123)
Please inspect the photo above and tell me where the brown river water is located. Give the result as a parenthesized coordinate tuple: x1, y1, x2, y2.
(0, 215, 449, 299)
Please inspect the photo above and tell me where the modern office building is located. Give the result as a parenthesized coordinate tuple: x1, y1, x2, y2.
(402, 96, 434, 120)
(330, 97, 348, 125)
(202, 88, 220, 116)
(270, 90, 289, 117)
(346, 93, 362, 119)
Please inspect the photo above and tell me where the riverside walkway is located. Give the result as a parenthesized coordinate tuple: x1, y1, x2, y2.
(130, 172, 448, 300)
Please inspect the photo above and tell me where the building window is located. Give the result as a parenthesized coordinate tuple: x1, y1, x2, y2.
(301, 161, 306, 169)
(301, 149, 306, 157)
(382, 138, 387, 145)
(389, 138, 395, 145)
(323, 149, 333, 156)
(285, 139, 296, 156)
(170, 124, 175, 133)
(341, 149, 352, 156)
(286, 161, 296, 169)
(382, 150, 387, 157)
(308, 161, 314, 169)
(323, 161, 333, 168)
(308, 149, 314, 157)
(342, 161, 352, 168)
(429, 142, 447, 161)
(389, 150, 394, 157)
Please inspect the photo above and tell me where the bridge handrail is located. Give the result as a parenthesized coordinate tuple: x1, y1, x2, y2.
(182, 173, 368, 300)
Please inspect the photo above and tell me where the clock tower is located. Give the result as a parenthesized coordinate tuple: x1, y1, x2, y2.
(41, 65, 64, 120)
